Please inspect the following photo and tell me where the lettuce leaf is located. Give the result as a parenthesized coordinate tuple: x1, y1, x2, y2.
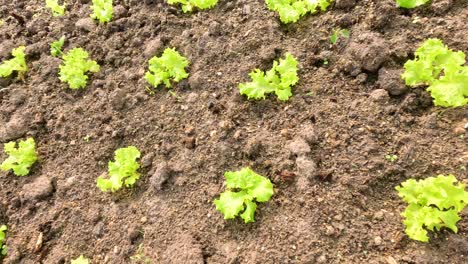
(265, 0, 333, 24)
(59, 48, 100, 89)
(1, 138, 38, 177)
(396, 175, 468, 242)
(0, 46, 27, 79)
(214, 168, 274, 223)
(145, 48, 189, 89)
(239, 53, 298, 101)
(97, 146, 141, 192)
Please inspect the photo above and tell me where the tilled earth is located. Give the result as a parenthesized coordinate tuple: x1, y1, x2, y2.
(0, 0, 467, 263)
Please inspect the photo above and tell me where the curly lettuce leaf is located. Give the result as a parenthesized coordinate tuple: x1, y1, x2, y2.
(0, 225, 6, 256)
(265, 0, 333, 24)
(402, 38, 468, 107)
(239, 53, 298, 101)
(46, 0, 66, 16)
(396, 175, 468, 242)
(59, 48, 100, 89)
(1, 138, 38, 177)
(91, 0, 113, 23)
(167, 0, 218, 12)
(214, 167, 274, 223)
(0, 46, 27, 79)
(97, 146, 141, 192)
(396, 0, 430, 9)
(71, 255, 89, 264)
(145, 48, 189, 89)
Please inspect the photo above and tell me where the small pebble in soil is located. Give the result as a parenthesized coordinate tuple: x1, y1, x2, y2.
(21, 176, 54, 201)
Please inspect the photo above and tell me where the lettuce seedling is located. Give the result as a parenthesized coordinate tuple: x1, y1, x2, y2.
(46, 0, 66, 16)
(145, 48, 189, 89)
(239, 53, 298, 101)
(59, 48, 100, 89)
(97, 146, 141, 192)
(402, 38, 468, 107)
(0, 46, 27, 79)
(168, 0, 218, 12)
(91, 0, 113, 23)
(396, 175, 468, 242)
(396, 0, 430, 9)
(50, 36, 65, 57)
(1, 138, 38, 177)
(71, 255, 89, 264)
(214, 168, 274, 223)
(0, 225, 6, 256)
(265, 0, 333, 24)
(330, 28, 350, 45)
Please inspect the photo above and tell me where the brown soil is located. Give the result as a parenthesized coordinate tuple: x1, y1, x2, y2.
(1, 0, 468, 263)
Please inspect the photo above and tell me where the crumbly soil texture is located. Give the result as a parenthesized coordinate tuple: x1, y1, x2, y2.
(1, 0, 468, 263)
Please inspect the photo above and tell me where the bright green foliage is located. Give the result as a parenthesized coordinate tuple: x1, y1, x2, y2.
(265, 0, 333, 24)
(239, 53, 298, 101)
(97, 146, 141, 192)
(0, 46, 27, 79)
(396, 0, 430, 9)
(59, 48, 100, 89)
(91, 0, 113, 23)
(1, 138, 38, 177)
(167, 0, 218, 12)
(0, 225, 6, 256)
(46, 0, 66, 16)
(396, 175, 468, 242)
(71, 255, 89, 264)
(145, 48, 189, 89)
(50, 36, 65, 57)
(214, 168, 274, 223)
(330, 28, 350, 45)
(402, 39, 468, 107)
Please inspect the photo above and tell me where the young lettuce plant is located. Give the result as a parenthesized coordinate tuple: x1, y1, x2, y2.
(50, 36, 65, 57)
(71, 255, 89, 264)
(330, 28, 350, 45)
(214, 168, 274, 223)
(1, 138, 38, 177)
(402, 38, 468, 107)
(239, 53, 298, 101)
(91, 0, 113, 23)
(0, 225, 6, 256)
(396, 0, 430, 9)
(167, 0, 218, 12)
(59, 48, 100, 89)
(396, 175, 468, 242)
(0, 46, 27, 79)
(97, 146, 141, 192)
(265, 0, 333, 24)
(46, 0, 66, 16)
(145, 48, 189, 89)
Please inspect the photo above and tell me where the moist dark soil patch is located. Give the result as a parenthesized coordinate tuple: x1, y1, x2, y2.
(1, 0, 467, 263)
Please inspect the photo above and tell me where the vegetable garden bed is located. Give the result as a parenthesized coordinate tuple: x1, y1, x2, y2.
(0, 0, 467, 263)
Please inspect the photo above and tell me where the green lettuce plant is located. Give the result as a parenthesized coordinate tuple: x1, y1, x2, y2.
(396, 175, 468, 242)
(46, 0, 66, 16)
(50, 36, 65, 57)
(167, 0, 218, 12)
(97, 146, 141, 192)
(396, 0, 430, 9)
(214, 168, 274, 223)
(145, 48, 189, 89)
(0, 225, 6, 256)
(239, 53, 298, 101)
(1, 138, 38, 177)
(91, 0, 113, 23)
(0, 46, 27, 79)
(59, 48, 100, 89)
(402, 38, 468, 107)
(265, 0, 333, 24)
(71, 255, 89, 264)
